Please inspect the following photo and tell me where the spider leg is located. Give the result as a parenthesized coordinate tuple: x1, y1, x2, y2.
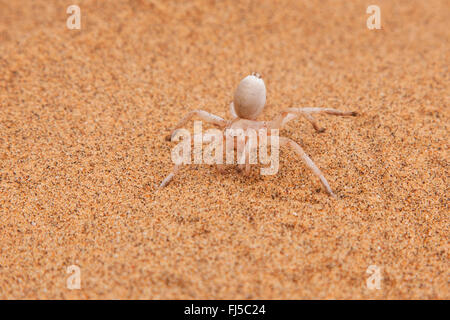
(279, 136, 337, 198)
(297, 107, 357, 117)
(269, 107, 357, 132)
(244, 154, 251, 175)
(160, 131, 227, 188)
(216, 134, 228, 173)
(236, 146, 251, 175)
(229, 102, 238, 119)
(236, 132, 258, 176)
(243, 136, 258, 175)
(166, 110, 228, 141)
(158, 164, 182, 188)
(269, 110, 322, 132)
(235, 135, 247, 173)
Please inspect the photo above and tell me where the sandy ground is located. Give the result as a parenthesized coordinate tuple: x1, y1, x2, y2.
(0, 0, 448, 299)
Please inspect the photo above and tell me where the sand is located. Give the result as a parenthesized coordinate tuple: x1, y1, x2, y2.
(0, 0, 448, 299)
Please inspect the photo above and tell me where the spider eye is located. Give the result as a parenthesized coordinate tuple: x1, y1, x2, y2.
(251, 72, 262, 79)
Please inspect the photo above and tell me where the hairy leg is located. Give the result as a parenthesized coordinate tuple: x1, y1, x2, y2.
(279, 136, 337, 198)
(237, 141, 252, 175)
(229, 102, 238, 119)
(269, 107, 357, 132)
(216, 134, 227, 173)
(158, 164, 182, 188)
(270, 110, 323, 132)
(243, 136, 259, 175)
(166, 110, 228, 141)
(299, 107, 357, 117)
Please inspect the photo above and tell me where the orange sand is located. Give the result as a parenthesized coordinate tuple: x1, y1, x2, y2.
(0, 0, 448, 299)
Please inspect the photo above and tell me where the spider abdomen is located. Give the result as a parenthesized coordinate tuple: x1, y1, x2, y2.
(233, 73, 266, 120)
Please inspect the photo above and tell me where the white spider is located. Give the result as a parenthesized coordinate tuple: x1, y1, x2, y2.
(159, 73, 357, 198)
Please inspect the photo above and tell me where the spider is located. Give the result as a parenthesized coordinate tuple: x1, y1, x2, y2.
(159, 73, 357, 197)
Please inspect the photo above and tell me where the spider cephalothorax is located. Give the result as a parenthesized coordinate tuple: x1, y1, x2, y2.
(160, 73, 357, 198)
